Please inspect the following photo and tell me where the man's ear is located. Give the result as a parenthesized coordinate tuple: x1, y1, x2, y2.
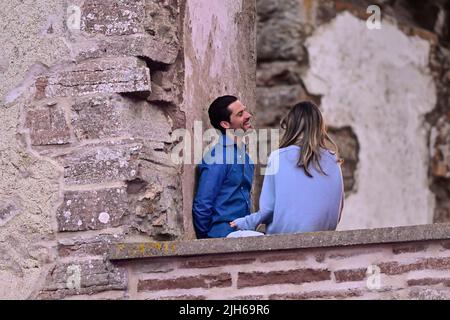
(220, 120, 231, 131)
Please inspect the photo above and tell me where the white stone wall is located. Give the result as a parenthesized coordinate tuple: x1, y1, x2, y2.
(303, 12, 437, 230)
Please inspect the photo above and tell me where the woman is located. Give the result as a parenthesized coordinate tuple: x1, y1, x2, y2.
(230, 101, 344, 235)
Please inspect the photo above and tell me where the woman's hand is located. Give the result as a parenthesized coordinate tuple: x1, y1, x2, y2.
(230, 217, 246, 230)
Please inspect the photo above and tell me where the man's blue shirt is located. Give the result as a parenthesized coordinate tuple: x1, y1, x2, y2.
(193, 134, 254, 238)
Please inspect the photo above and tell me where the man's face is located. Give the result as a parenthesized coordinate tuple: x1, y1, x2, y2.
(221, 100, 252, 133)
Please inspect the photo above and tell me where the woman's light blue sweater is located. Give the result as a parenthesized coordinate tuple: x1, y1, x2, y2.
(233, 145, 344, 234)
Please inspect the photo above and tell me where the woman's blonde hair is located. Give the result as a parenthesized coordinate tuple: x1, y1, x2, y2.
(279, 101, 341, 177)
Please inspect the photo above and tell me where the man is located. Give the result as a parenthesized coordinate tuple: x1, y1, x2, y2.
(192, 95, 254, 238)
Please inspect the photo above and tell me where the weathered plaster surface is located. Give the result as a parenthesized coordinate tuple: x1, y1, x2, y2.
(182, 0, 256, 239)
(0, 102, 61, 299)
(303, 12, 437, 230)
(0, 0, 72, 299)
(0, 0, 70, 103)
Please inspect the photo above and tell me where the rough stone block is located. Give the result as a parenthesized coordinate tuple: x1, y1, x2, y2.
(256, 61, 303, 86)
(179, 255, 255, 269)
(328, 126, 359, 194)
(57, 141, 143, 185)
(257, 18, 305, 61)
(73, 0, 179, 64)
(71, 95, 172, 142)
(38, 260, 126, 299)
(431, 115, 450, 178)
(73, 34, 179, 65)
(143, 0, 179, 46)
(256, 85, 312, 126)
(147, 84, 175, 103)
(58, 234, 124, 258)
(147, 62, 183, 105)
(81, 0, 145, 36)
(25, 103, 71, 146)
(129, 167, 182, 240)
(39, 57, 151, 98)
(57, 187, 129, 231)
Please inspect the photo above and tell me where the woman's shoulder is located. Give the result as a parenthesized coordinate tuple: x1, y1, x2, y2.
(270, 145, 300, 157)
(266, 146, 300, 166)
(268, 146, 338, 162)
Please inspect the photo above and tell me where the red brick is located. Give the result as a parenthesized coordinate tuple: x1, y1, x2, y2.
(315, 253, 326, 263)
(138, 273, 232, 291)
(328, 252, 362, 259)
(423, 257, 450, 270)
(409, 288, 450, 300)
(237, 269, 331, 288)
(25, 104, 71, 146)
(179, 255, 255, 269)
(378, 261, 421, 275)
(34, 76, 48, 100)
(407, 278, 450, 286)
(259, 250, 307, 263)
(269, 289, 363, 300)
(441, 240, 450, 250)
(392, 243, 428, 254)
(327, 248, 379, 260)
(334, 268, 367, 283)
(379, 257, 450, 275)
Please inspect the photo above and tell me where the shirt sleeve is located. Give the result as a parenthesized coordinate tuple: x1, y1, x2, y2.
(192, 162, 227, 238)
(233, 154, 276, 230)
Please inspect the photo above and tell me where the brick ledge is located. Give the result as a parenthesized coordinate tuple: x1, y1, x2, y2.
(108, 223, 450, 260)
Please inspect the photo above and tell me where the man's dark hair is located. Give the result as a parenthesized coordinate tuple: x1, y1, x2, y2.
(208, 95, 237, 134)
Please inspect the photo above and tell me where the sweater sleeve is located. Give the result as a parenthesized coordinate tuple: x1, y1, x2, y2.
(232, 154, 276, 230)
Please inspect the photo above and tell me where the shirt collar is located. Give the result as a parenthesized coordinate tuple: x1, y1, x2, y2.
(218, 133, 235, 147)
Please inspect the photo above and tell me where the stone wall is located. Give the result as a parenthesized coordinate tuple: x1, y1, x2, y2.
(255, 0, 450, 229)
(109, 224, 450, 300)
(0, 0, 256, 299)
